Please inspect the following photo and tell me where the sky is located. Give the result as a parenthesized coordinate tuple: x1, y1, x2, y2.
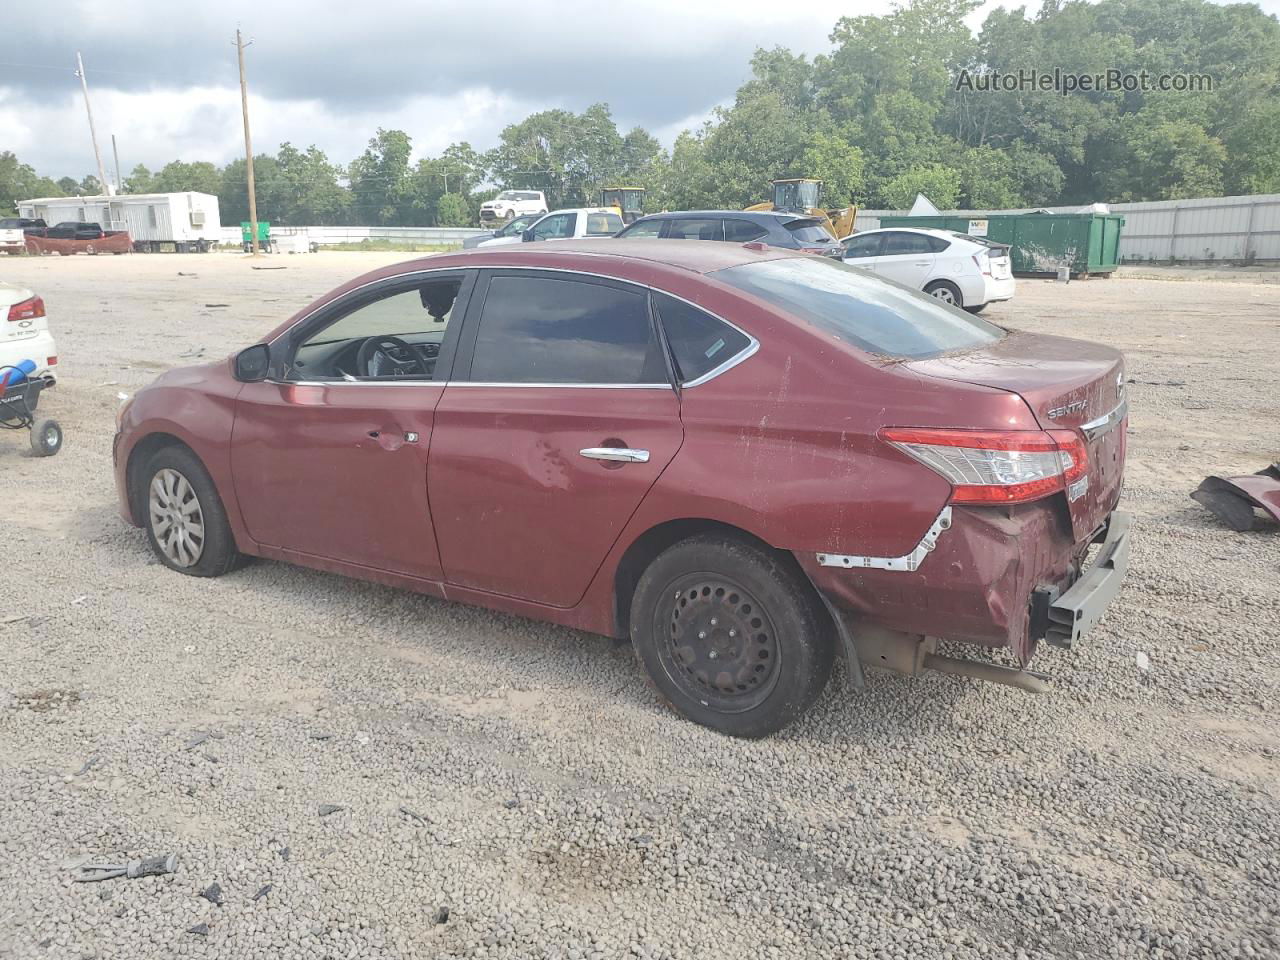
(3, 0, 1278, 182)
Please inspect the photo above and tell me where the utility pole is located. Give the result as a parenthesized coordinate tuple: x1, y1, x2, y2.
(234, 29, 260, 255)
(75, 51, 112, 196)
(111, 134, 123, 195)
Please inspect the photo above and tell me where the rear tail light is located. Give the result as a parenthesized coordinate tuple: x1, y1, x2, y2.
(47, 355, 58, 366)
(972, 252, 991, 277)
(7, 296, 45, 322)
(880, 427, 1089, 504)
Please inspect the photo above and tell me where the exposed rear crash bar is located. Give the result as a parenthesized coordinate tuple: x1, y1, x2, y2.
(1046, 511, 1131, 647)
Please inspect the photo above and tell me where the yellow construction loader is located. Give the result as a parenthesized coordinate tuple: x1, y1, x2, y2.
(745, 178, 857, 240)
(601, 186, 646, 225)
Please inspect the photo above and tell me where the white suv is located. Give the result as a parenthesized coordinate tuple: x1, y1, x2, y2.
(479, 190, 548, 224)
(840, 227, 1015, 313)
(2, 282, 58, 382)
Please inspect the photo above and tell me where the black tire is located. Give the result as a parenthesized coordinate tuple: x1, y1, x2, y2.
(630, 535, 834, 738)
(137, 445, 241, 577)
(30, 418, 62, 457)
(924, 279, 963, 308)
(963, 301, 989, 314)
(503, 209, 515, 222)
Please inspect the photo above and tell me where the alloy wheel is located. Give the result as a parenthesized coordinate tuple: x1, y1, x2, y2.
(149, 468, 206, 567)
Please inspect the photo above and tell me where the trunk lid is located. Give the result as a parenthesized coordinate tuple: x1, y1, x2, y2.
(908, 330, 1127, 541)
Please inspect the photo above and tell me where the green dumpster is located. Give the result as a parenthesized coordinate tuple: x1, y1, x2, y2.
(240, 221, 271, 251)
(877, 212, 1124, 278)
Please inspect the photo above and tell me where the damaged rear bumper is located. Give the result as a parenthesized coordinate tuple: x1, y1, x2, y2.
(1039, 511, 1131, 648)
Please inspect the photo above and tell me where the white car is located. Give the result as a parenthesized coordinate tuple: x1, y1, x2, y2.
(479, 190, 548, 225)
(840, 227, 1015, 312)
(2, 281, 57, 382)
(478, 207, 625, 247)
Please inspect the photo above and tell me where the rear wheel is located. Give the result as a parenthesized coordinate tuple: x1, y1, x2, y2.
(924, 279, 963, 307)
(631, 535, 834, 738)
(964, 302, 989, 314)
(138, 446, 240, 577)
(30, 418, 62, 457)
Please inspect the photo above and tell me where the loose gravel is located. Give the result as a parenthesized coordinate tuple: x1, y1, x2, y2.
(1, 253, 1277, 959)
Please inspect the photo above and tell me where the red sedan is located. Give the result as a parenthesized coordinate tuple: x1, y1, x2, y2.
(113, 240, 1130, 737)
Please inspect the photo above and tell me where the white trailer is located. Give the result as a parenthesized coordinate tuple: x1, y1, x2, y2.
(18, 192, 222, 252)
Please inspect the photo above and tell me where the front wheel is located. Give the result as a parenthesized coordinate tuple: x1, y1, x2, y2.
(139, 446, 241, 577)
(503, 210, 515, 222)
(924, 280, 963, 307)
(631, 535, 834, 738)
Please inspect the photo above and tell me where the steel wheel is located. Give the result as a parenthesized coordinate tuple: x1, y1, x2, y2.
(658, 574, 781, 713)
(148, 467, 206, 568)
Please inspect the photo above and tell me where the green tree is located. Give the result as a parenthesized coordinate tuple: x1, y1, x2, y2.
(348, 129, 413, 225)
(123, 164, 155, 193)
(0, 152, 64, 213)
(881, 163, 962, 209)
(435, 192, 470, 226)
(151, 160, 222, 195)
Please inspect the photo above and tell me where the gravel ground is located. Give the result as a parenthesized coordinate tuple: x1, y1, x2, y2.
(1, 253, 1277, 960)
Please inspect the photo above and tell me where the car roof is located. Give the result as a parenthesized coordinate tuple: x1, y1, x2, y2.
(856, 227, 957, 238)
(541, 207, 617, 216)
(632, 210, 809, 224)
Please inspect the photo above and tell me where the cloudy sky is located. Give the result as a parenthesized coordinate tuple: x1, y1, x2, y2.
(3, 0, 1278, 182)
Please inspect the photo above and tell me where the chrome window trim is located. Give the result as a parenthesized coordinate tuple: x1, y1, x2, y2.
(271, 263, 760, 389)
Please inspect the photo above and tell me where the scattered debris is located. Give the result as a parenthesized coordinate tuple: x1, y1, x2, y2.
(72, 853, 178, 883)
(2, 614, 31, 625)
(277, 847, 291, 862)
(199, 882, 224, 906)
(251, 265, 287, 270)
(1136, 651, 1151, 672)
(252, 883, 273, 902)
(503, 798, 519, 809)
(75, 756, 100, 776)
(1192, 463, 1280, 532)
(70, 596, 88, 605)
(177, 272, 198, 277)
(434, 905, 450, 925)
(97, 380, 119, 386)
(399, 805, 429, 824)
(318, 803, 346, 817)
(184, 732, 211, 751)
(15, 689, 80, 713)
(178, 347, 206, 359)
(203, 303, 230, 308)
(186, 923, 209, 937)
(308, 731, 333, 741)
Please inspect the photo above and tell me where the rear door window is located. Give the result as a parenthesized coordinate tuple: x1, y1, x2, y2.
(713, 256, 1003, 359)
(466, 274, 667, 384)
(882, 232, 936, 255)
(653, 293, 752, 384)
(666, 218, 724, 241)
(584, 211, 624, 236)
(784, 219, 833, 243)
(723, 219, 769, 243)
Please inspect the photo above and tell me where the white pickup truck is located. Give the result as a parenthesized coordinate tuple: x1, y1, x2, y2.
(477, 207, 625, 247)
(0, 224, 24, 255)
(479, 190, 547, 225)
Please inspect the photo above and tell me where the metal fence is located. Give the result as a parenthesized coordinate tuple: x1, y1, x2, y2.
(853, 193, 1280, 264)
(215, 225, 488, 247)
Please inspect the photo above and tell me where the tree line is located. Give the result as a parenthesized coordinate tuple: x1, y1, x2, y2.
(3, 0, 1278, 224)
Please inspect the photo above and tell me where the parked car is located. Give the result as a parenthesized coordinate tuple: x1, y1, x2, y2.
(0, 224, 23, 255)
(462, 213, 542, 249)
(617, 210, 844, 257)
(479, 190, 547, 224)
(113, 240, 1129, 738)
(45, 221, 105, 240)
(477, 207, 624, 246)
(840, 227, 1015, 313)
(2, 281, 58, 383)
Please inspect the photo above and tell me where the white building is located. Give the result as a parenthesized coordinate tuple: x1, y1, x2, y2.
(18, 192, 222, 252)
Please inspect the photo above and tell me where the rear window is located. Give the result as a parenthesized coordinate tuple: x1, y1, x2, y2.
(951, 232, 1007, 252)
(584, 211, 624, 236)
(784, 219, 833, 243)
(713, 256, 1004, 359)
